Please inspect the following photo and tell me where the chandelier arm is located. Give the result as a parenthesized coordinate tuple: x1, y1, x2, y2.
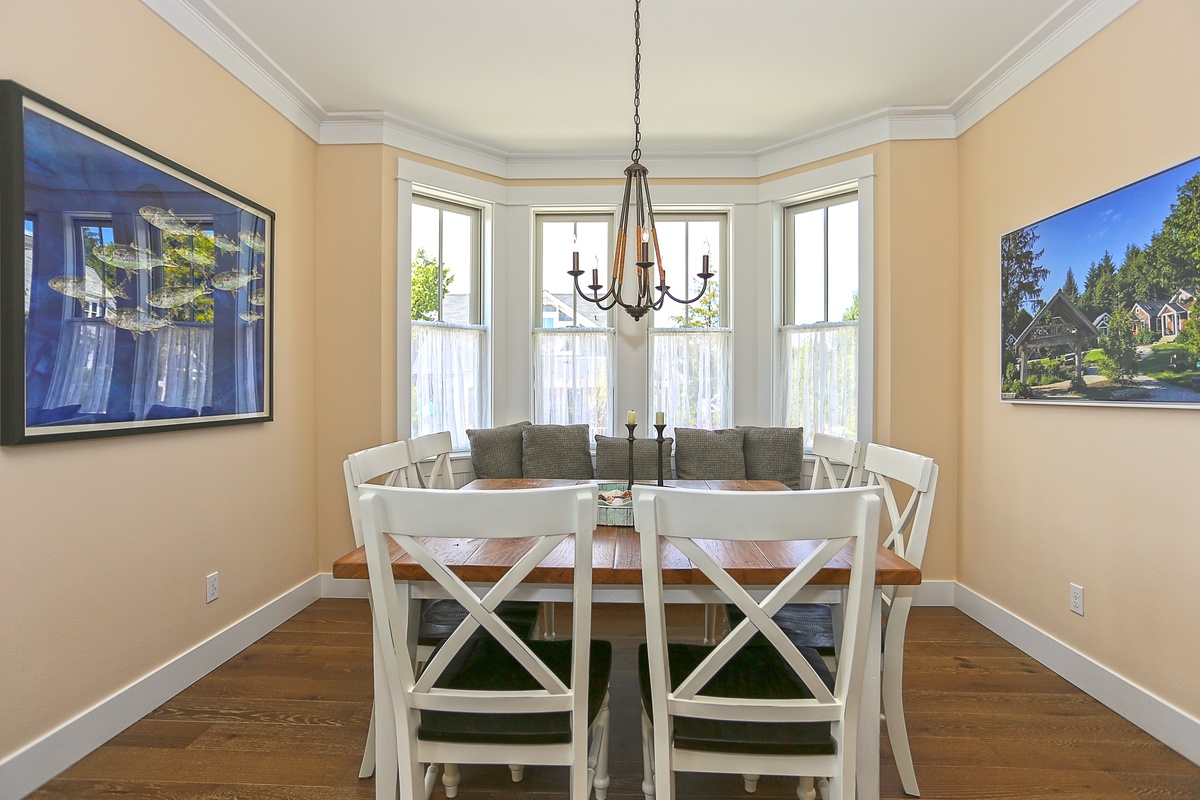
(570, 269, 618, 306)
(663, 273, 713, 305)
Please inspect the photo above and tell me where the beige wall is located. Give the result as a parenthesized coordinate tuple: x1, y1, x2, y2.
(0, 0, 319, 760)
(958, 0, 1200, 717)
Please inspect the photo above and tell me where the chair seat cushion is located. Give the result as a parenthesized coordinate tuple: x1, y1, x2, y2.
(595, 434, 673, 481)
(419, 637, 612, 746)
(637, 642, 836, 756)
(522, 423, 595, 479)
(417, 599, 541, 646)
(725, 603, 837, 656)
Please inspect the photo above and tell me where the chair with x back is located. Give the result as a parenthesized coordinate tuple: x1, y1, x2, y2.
(360, 483, 612, 800)
(632, 484, 882, 800)
(809, 433, 865, 490)
(407, 430, 456, 489)
(345, 441, 542, 784)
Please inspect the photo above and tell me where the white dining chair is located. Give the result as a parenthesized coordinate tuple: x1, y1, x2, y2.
(809, 433, 865, 490)
(360, 482, 611, 800)
(407, 430, 455, 489)
(632, 484, 883, 800)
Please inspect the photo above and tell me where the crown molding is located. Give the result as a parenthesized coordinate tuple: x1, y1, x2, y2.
(143, 0, 1139, 175)
(952, 0, 1140, 134)
(139, 0, 324, 140)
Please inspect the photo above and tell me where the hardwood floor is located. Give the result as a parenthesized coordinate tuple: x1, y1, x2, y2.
(31, 600, 1200, 799)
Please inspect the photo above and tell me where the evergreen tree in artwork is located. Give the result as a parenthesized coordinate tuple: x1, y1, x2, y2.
(1061, 267, 1080, 304)
(1001, 225, 1048, 341)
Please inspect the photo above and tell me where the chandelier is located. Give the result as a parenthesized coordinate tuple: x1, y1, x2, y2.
(569, 0, 713, 322)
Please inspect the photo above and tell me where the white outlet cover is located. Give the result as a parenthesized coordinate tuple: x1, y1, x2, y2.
(1069, 583, 1084, 616)
(206, 572, 219, 603)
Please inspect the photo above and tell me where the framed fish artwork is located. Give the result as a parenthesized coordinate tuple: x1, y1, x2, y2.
(0, 81, 274, 445)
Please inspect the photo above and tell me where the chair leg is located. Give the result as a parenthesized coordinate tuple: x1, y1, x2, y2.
(508, 764, 524, 782)
(742, 774, 760, 793)
(796, 776, 816, 800)
(541, 602, 556, 639)
(358, 704, 376, 778)
(423, 764, 440, 800)
(640, 709, 655, 800)
(591, 697, 611, 800)
(704, 603, 719, 644)
(883, 654, 920, 796)
(442, 762, 460, 798)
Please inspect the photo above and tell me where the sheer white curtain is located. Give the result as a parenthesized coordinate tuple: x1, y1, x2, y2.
(780, 321, 858, 446)
(133, 324, 214, 417)
(649, 328, 731, 436)
(44, 319, 117, 413)
(412, 321, 485, 450)
(533, 327, 613, 438)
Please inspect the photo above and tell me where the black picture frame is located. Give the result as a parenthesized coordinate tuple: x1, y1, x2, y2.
(1, 81, 274, 444)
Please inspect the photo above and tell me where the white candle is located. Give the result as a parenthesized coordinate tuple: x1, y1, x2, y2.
(627, 410, 637, 425)
(655, 411, 665, 425)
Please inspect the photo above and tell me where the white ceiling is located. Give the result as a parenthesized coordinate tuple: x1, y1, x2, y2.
(149, 0, 1137, 161)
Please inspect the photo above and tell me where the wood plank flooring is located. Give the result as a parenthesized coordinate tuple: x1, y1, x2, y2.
(30, 600, 1200, 799)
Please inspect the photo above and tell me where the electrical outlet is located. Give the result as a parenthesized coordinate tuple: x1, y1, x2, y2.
(206, 572, 219, 604)
(1069, 583, 1084, 616)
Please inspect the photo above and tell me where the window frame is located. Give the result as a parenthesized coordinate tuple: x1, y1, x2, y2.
(782, 191, 858, 326)
(411, 193, 483, 325)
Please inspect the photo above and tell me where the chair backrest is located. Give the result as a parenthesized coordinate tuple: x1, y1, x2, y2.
(344, 441, 416, 548)
(360, 483, 599, 724)
(632, 485, 882, 735)
(809, 433, 865, 490)
(861, 443, 938, 570)
(407, 430, 455, 489)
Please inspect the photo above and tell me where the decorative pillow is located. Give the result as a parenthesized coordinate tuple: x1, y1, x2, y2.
(673, 427, 746, 480)
(594, 434, 673, 481)
(466, 421, 531, 479)
(739, 425, 806, 489)
(522, 424, 594, 479)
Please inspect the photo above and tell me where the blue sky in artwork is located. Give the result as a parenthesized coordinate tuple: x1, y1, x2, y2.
(1024, 156, 1200, 305)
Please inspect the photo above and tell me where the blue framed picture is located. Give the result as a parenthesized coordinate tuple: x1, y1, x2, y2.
(1000, 154, 1200, 407)
(1, 81, 273, 444)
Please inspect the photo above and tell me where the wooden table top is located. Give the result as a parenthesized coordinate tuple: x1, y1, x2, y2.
(332, 478, 921, 587)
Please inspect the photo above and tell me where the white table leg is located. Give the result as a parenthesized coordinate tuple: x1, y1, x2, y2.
(856, 589, 882, 800)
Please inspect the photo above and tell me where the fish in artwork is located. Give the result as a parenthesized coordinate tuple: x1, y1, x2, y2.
(248, 287, 266, 307)
(93, 243, 164, 273)
(139, 206, 197, 236)
(210, 233, 242, 253)
(48, 275, 129, 306)
(147, 284, 212, 309)
(210, 268, 261, 292)
(238, 229, 266, 253)
(239, 310, 265, 323)
(103, 307, 173, 339)
(174, 247, 216, 270)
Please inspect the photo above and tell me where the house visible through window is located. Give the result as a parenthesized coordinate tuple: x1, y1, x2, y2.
(410, 194, 485, 449)
(781, 192, 859, 445)
(649, 214, 730, 434)
(533, 215, 613, 437)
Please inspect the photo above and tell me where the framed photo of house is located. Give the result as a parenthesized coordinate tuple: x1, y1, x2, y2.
(1000, 153, 1200, 407)
(0, 81, 274, 445)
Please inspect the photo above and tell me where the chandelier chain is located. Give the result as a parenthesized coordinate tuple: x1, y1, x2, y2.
(632, 0, 641, 163)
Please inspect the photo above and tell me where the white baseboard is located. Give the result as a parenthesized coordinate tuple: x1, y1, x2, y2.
(321, 573, 369, 598)
(912, 578, 955, 606)
(0, 576, 321, 800)
(955, 583, 1200, 768)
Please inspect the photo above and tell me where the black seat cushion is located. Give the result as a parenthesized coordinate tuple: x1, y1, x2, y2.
(637, 641, 836, 755)
(419, 637, 613, 746)
(725, 603, 837, 656)
(417, 599, 541, 647)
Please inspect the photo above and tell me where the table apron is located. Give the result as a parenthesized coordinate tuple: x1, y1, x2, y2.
(397, 581, 847, 605)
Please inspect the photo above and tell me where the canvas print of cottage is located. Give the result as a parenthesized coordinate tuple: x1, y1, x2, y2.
(1000, 154, 1200, 405)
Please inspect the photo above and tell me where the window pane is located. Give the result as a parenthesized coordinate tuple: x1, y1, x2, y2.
(541, 220, 608, 327)
(827, 200, 859, 321)
(653, 219, 722, 329)
(441, 209, 472, 323)
(651, 329, 731, 433)
(792, 208, 826, 325)
(411, 203, 441, 321)
(412, 322, 484, 449)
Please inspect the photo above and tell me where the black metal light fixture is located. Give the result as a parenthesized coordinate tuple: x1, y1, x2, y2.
(569, 0, 713, 322)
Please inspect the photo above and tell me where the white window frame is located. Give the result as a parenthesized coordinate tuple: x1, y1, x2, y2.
(409, 188, 490, 449)
(532, 212, 616, 435)
(765, 155, 874, 447)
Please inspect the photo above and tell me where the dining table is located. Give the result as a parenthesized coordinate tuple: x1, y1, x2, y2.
(332, 477, 922, 800)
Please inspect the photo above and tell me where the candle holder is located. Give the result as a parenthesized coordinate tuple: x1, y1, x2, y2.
(626, 423, 637, 491)
(654, 423, 667, 486)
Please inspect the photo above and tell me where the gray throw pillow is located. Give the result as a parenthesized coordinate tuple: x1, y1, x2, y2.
(673, 427, 746, 480)
(466, 421, 531, 479)
(739, 425, 805, 489)
(522, 424, 594, 479)
(594, 434, 673, 481)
